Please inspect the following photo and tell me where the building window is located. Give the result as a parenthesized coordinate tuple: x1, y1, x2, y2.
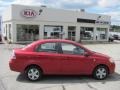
(4, 27, 5, 34)
(96, 28, 107, 40)
(6, 24, 7, 37)
(80, 27, 94, 40)
(44, 25, 63, 39)
(68, 26, 76, 41)
(8, 24, 11, 40)
(77, 18, 95, 24)
(17, 24, 39, 41)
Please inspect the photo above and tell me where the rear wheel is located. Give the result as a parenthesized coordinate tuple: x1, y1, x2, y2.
(26, 66, 42, 81)
(93, 66, 109, 80)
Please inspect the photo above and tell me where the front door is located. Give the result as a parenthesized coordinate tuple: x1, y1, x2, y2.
(60, 42, 94, 74)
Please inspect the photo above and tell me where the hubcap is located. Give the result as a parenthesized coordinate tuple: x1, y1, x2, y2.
(96, 67, 107, 79)
(28, 68, 40, 80)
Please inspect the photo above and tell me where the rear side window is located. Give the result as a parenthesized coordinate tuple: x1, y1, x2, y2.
(36, 42, 58, 53)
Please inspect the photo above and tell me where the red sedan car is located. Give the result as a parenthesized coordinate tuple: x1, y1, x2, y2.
(9, 39, 115, 81)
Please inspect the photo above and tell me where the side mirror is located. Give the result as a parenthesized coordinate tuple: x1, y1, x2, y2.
(84, 52, 90, 57)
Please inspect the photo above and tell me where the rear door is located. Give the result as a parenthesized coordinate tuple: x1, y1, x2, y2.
(34, 42, 62, 74)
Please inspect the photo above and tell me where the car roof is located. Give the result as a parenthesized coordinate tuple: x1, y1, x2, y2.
(23, 39, 92, 53)
(25, 39, 81, 49)
(23, 39, 79, 51)
(34, 39, 80, 45)
(39, 39, 75, 42)
(25, 39, 78, 47)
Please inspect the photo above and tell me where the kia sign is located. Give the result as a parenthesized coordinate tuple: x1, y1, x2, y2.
(22, 9, 37, 18)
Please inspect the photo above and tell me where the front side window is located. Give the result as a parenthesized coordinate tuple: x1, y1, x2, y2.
(36, 42, 58, 53)
(61, 43, 85, 55)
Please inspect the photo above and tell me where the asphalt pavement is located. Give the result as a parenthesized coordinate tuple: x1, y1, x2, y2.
(0, 43, 120, 90)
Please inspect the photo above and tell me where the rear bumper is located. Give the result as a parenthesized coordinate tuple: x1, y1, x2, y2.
(9, 59, 24, 73)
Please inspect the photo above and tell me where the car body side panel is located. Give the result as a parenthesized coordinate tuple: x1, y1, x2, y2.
(20, 52, 62, 74)
(59, 54, 96, 75)
(9, 39, 115, 76)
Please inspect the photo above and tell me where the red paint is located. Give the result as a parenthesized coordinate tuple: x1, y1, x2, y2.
(9, 39, 115, 75)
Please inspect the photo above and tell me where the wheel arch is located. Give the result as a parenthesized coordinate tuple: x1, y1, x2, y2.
(92, 64, 110, 74)
(24, 64, 44, 74)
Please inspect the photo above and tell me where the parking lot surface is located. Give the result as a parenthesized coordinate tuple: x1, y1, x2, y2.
(0, 43, 120, 90)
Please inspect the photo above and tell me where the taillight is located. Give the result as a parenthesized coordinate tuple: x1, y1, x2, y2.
(11, 50, 16, 59)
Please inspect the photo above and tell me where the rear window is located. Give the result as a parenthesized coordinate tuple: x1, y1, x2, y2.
(36, 42, 58, 53)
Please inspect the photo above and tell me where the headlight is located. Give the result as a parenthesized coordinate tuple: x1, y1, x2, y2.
(109, 58, 115, 63)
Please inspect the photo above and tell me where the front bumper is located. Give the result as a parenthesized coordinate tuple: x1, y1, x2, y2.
(109, 62, 115, 74)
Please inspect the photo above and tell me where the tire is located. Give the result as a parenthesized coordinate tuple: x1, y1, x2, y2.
(93, 65, 109, 80)
(26, 66, 42, 81)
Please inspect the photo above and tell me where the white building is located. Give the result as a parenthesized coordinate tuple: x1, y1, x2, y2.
(2, 4, 111, 43)
(0, 16, 1, 35)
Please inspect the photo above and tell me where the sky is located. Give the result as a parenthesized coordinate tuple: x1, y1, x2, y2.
(0, 0, 120, 25)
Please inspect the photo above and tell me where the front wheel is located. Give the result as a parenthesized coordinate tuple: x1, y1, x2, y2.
(93, 66, 109, 80)
(26, 66, 42, 81)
